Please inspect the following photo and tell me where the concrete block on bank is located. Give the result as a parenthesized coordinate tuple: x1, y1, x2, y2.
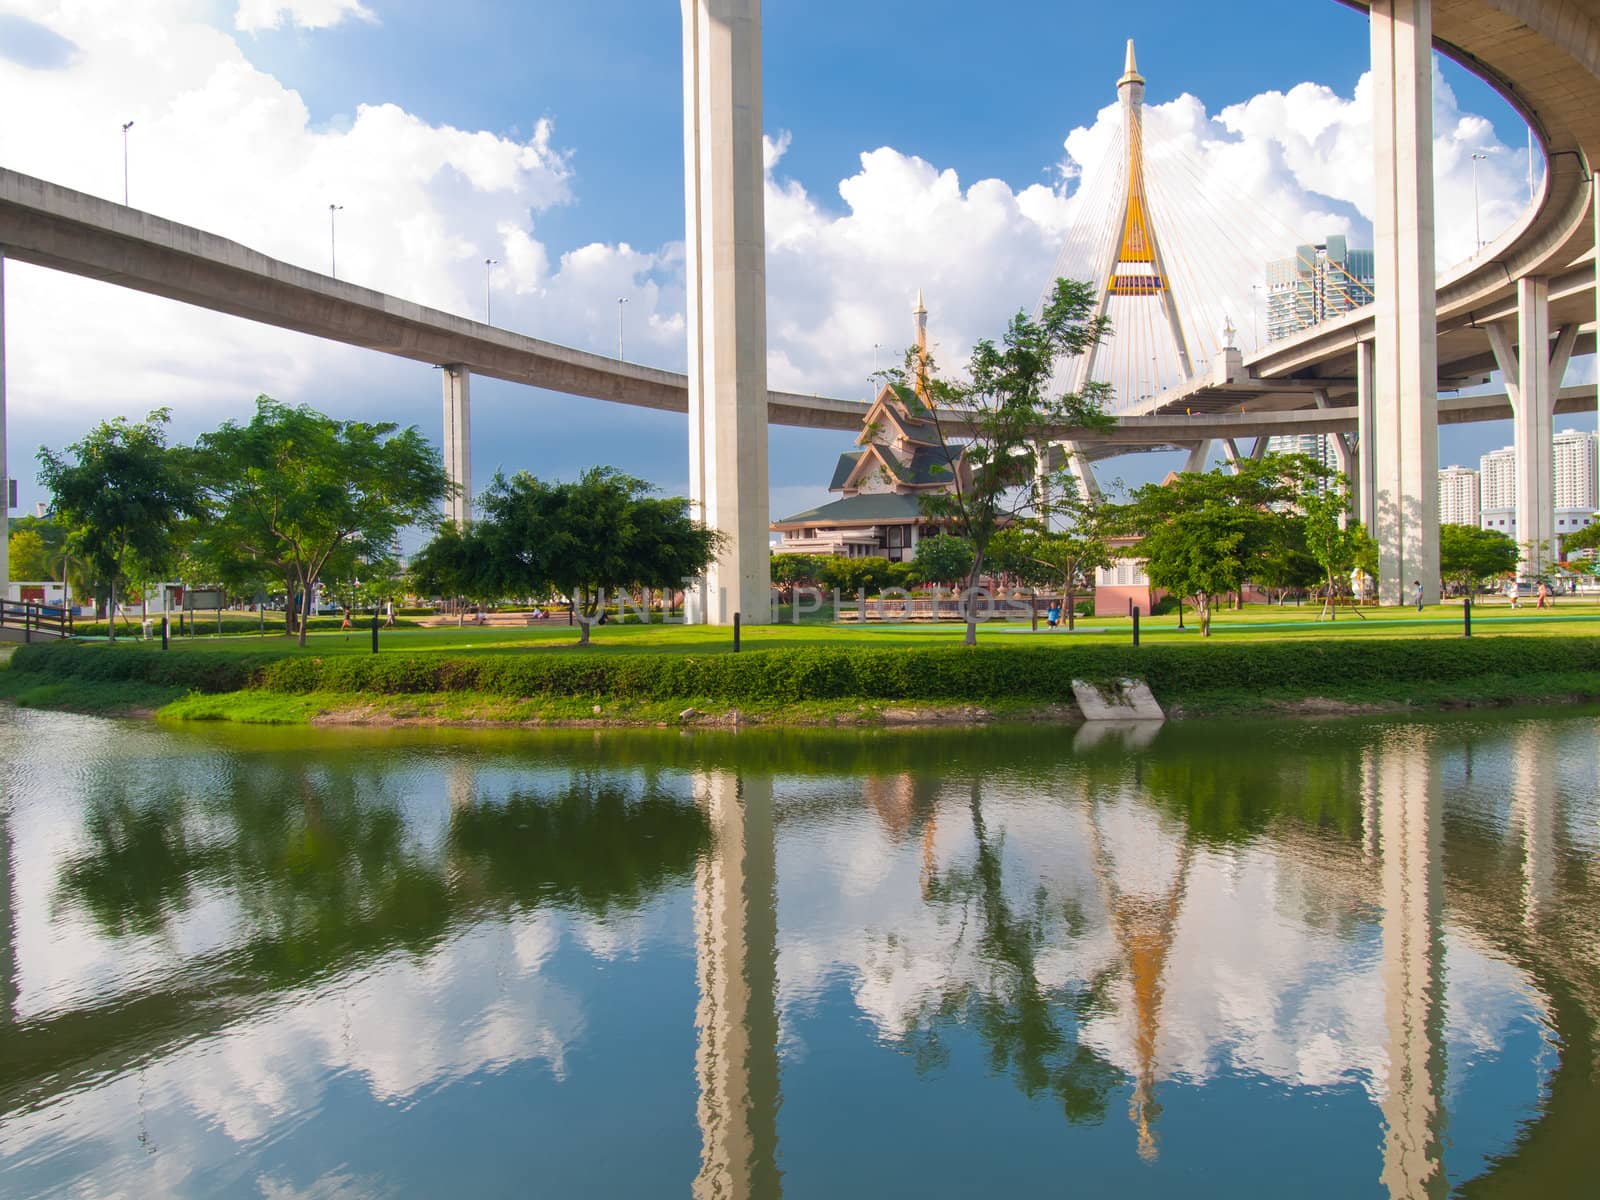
(1071, 678, 1165, 722)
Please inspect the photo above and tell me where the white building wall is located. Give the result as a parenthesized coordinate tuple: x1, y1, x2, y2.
(1437, 465, 1479, 527)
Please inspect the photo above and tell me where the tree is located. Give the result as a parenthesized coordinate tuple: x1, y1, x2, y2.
(988, 482, 1110, 631)
(37, 410, 203, 640)
(1111, 457, 1305, 637)
(1559, 522, 1600, 556)
(7, 529, 50, 581)
(912, 277, 1112, 644)
(909, 534, 975, 588)
(1439, 523, 1518, 594)
(1250, 517, 1321, 607)
(196, 397, 450, 646)
(463, 467, 717, 645)
(1298, 475, 1377, 619)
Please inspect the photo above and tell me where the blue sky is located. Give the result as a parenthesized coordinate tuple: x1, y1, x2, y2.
(0, 0, 1558, 523)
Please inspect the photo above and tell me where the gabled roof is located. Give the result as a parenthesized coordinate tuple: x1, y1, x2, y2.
(773, 490, 929, 527)
(856, 383, 941, 449)
(878, 443, 960, 488)
(829, 450, 866, 491)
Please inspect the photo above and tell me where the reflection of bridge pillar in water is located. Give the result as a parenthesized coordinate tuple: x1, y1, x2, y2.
(693, 770, 781, 1199)
(1, 806, 14, 1027)
(1376, 735, 1448, 1199)
(447, 760, 476, 812)
(1511, 726, 1557, 930)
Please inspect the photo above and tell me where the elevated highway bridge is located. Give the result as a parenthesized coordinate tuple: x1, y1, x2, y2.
(2, 0, 1600, 609)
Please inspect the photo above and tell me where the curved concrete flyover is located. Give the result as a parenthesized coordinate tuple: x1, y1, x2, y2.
(1150, 0, 1600, 420)
(0, 168, 870, 435)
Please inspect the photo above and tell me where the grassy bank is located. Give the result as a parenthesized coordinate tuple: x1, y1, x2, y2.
(6, 632, 1600, 726)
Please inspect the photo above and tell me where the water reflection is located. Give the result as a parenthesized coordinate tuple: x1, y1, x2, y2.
(0, 713, 1595, 1197)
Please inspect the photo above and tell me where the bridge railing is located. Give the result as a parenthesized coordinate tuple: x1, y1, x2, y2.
(0, 600, 75, 641)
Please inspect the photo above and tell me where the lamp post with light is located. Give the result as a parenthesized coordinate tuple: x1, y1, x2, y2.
(484, 258, 498, 324)
(120, 121, 134, 205)
(617, 296, 629, 360)
(329, 204, 344, 278)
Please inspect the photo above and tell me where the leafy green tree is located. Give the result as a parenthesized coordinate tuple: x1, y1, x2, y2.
(462, 467, 717, 645)
(988, 486, 1110, 631)
(1559, 521, 1600, 556)
(36, 410, 203, 640)
(1439, 523, 1518, 593)
(195, 397, 449, 646)
(1298, 474, 1377, 619)
(770, 553, 825, 596)
(909, 534, 975, 589)
(911, 277, 1112, 644)
(1111, 457, 1305, 637)
(1250, 517, 1321, 607)
(7, 529, 49, 581)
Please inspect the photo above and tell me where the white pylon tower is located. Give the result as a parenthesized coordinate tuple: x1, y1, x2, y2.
(1074, 40, 1196, 399)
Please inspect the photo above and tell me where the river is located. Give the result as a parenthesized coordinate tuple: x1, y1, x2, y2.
(0, 707, 1595, 1198)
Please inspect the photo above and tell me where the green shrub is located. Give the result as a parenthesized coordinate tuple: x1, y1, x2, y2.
(15, 636, 1600, 705)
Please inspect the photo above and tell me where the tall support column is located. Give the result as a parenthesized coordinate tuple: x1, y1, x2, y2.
(682, 0, 771, 626)
(1181, 441, 1212, 473)
(1486, 288, 1577, 577)
(1356, 340, 1377, 528)
(440, 364, 471, 526)
(693, 769, 781, 1198)
(1515, 279, 1553, 576)
(1370, 0, 1439, 605)
(1377, 732, 1448, 1199)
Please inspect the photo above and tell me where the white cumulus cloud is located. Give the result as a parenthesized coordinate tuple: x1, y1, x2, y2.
(235, 0, 377, 33)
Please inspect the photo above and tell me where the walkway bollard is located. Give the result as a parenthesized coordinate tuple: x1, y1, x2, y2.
(161, 616, 169, 650)
(371, 613, 380, 654)
(733, 611, 741, 652)
(1463, 596, 1471, 638)
(1132, 605, 1141, 647)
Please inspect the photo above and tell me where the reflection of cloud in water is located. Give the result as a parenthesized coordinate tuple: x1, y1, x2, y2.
(0, 910, 591, 1187)
(777, 775, 1546, 1116)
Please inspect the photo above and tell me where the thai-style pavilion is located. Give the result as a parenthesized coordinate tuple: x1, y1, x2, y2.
(770, 293, 964, 562)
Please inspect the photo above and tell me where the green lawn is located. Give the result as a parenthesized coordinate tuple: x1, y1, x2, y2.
(67, 599, 1600, 657)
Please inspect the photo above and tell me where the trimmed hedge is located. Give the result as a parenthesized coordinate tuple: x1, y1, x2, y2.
(13, 636, 1600, 703)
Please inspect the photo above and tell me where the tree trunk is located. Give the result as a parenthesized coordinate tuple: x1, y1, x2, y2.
(297, 580, 310, 647)
(1030, 588, 1038, 632)
(1198, 593, 1212, 637)
(962, 557, 983, 646)
(107, 578, 117, 643)
(1066, 587, 1077, 631)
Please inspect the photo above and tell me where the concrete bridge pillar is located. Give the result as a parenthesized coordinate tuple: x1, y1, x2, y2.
(440, 364, 471, 526)
(1486, 282, 1577, 577)
(682, 0, 771, 626)
(1181, 441, 1213, 473)
(1370, 0, 1439, 605)
(1355, 339, 1377, 530)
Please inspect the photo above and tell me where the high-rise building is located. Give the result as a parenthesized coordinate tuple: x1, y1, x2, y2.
(1479, 445, 1516, 536)
(1438, 465, 1480, 527)
(1264, 431, 1340, 495)
(1265, 235, 1376, 343)
(1553, 428, 1598, 542)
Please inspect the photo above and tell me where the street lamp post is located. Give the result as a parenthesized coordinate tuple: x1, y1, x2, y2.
(328, 204, 344, 278)
(1471, 151, 1488, 249)
(484, 258, 498, 324)
(120, 121, 134, 206)
(1250, 282, 1262, 349)
(617, 296, 629, 360)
